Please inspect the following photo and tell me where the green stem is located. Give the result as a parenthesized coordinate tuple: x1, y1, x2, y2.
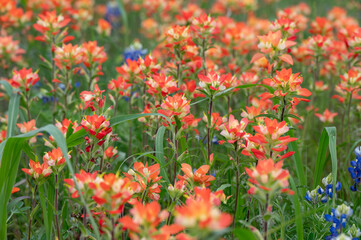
(25, 92, 31, 121)
(54, 174, 61, 240)
(233, 151, 240, 229)
(28, 185, 38, 240)
(264, 194, 269, 240)
(51, 37, 57, 124)
(173, 124, 178, 184)
(280, 96, 287, 122)
(207, 96, 213, 160)
(128, 85, 133, 157)
(346, 92, 353, 151)
(202, 38, 207, 73)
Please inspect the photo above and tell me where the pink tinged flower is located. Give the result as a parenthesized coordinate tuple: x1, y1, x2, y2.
(220, 115, 249, 144)
(157, 94, 191, 120)
(145, 73, 179, 97)
(10, 68, 39, 91)
(315, 109, 338, 123)
(81, 114, 112, 140)
(22, 160, 52, 179)
(198, 70, 230, 94)
(43, 147, 69, 168)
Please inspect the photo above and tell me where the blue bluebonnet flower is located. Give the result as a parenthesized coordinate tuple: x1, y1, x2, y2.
(104, 1, 121, 28)
(348, 224, 361, 240)
(212, 136, 219, 145)
(333, 233, 352, 240)
(42, 96, 50, 103)
(348, 146, 361, 191)
(305, 173, 341, 204)
(124, 41, 147, 62)
(324, 204, 353, 240)
(322, 173, 342, 198)
(305, 186, 327, 203)
(41, 96, 56, 104)
(74, 82, 81, 88)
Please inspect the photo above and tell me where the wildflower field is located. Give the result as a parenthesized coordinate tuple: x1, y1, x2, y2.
(2, 0, 361, 239)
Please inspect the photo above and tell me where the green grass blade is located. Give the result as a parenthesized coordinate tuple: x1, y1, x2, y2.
(0, 80, 20, 138)
(66, 128, 86, 148)
(0, 125, 100, 239)
(325, 127, 337, 207)
(214, 83, 274, 99)
(288, 128, 307, 196)
(6, 92, 20, 138)
(346, 139, 361, 163)
(110, 113, 172, 128)
(115, 0, 129, 46)
(0, 138, 25, 239)
(234, 228, 259, 240)
(39, 185, 52, 240)
(312, 127, 337, 207)
(0, 80, 14, 96)
(289, 176, 304, 240)
(155, 126, 171, 185)
(313, 129, 329, 188)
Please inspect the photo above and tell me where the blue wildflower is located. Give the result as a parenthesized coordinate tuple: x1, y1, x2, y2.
(105, 2, 121, 28)
(305, 173, 341, 204)
(212, 136, 219, 145)
(124, 41, 147, 62)
(348, 146, 361, 191)
(349, 224, 361, 240)
(74, 82, 81, 88)
(324, 204, 353, 240)
(305, 186, 324, 204)
(42, 96, 49, 104)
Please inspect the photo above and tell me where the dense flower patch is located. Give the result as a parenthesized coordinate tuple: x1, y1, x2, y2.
(1, 0, 361, 240)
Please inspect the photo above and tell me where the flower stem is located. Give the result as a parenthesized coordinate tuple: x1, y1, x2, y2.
(264, 194, 269, 240)
(54, 174, 61, 240)
(51, 37, 57, 124)
(280, 96, 287, 122)
(207, 96, 213, 161)
(173, 124, 178, 184)
(25, 92, 31, 121)
(81, 207, 87, 240)
(233, 151, 240, 229)
(28, 185, 38, 240)
(346, 92, 353, 151)
(128, 85, 133, 158)
(113, 95, 119, 116)
(202, 38, 207, 74)
(111, 218, 115, 240)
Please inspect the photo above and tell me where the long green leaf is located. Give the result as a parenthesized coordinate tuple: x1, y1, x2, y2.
(155, 126, 170, 184)
(313, 129, 329, 188)
(289, 176, 304, 239)
(115, 0, 129, 46)
(0, 126, 100, 239)
(234, 228, 259, 240)
(39, 185, 52, 240)
(0, 80, 13, 96)
(6, 92, 20, 138)
(312, 126, 338, 207)
(66, 128, 86, 148)
(346, 139, 361, 164)
(325, 127, 337, 207)
(0, 138, 25, 239)
(0, 80, 20, 138)
(214, 83, 274, 99)
(288, 128, 306, 196)
(110, 113, 172, 127)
